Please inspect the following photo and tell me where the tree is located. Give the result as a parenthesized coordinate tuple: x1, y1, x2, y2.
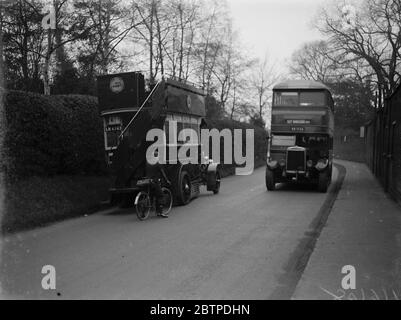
(249, 113, 266, 128)
(330, 80, 375, 130)
(1, 0, 92, 94)
(74, 0, 140, 88)
(131, 0, 173, 83)
(205, 94, 223, 119)
(290, 39, 375, 84)
(226, 56, 256, 120)
(42, 0, 91, 95)
(250, 54, 278, 120)
(193, 0, 228, 93)
(317, 0, 401, 95)
(290, 40, 337, 82)
(212, 21, 234, 111)
(1, 0, 46, 92)
(163, 0, 200, 80)
(289, 39, 375, 131)
(1, 0, 261, 108)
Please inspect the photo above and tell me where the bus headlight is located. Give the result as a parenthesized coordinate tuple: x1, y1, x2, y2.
(267, 160, 278, 169)
(279, 159, 286, 167)
(315, 159, 328, 171)
(307, 160, 313, 168)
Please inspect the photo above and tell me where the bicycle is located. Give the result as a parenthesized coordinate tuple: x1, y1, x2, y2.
(134, 178, 173, 221)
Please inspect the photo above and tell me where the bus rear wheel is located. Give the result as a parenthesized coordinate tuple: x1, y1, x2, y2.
(213, 171, 221, 194)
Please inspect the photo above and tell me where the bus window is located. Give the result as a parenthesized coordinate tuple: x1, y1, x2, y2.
(299, 92, 326, 106)
(274, 92, 298, 106)
(104, 115, 122, 149)
(296, 134, 329, 148)
(274, 91, 328, 107)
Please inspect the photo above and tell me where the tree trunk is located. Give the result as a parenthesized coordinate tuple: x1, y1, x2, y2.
(43, 58, 50, 95)
(43, 29, 52, 95)
(155, 5, 164, 78)
(178, 4, 184, 80)
(0, 6, 4, 85)
(230, 81, 237, 119)
(149, 1, 155, 83)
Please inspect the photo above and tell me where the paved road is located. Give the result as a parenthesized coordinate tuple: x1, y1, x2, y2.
(0, 166, 339, 299)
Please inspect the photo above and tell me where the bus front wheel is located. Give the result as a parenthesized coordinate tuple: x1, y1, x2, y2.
(317, 170, 329, 193)
(265, 167, 275, 191)
(177, 170, 191, 205)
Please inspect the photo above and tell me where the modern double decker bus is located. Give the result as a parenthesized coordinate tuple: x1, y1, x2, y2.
(266, 80, 334, 192)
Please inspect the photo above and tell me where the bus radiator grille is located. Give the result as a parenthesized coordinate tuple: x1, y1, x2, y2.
(287, 149, 306, 172)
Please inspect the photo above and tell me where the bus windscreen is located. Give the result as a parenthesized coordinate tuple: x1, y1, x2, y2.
(274, 91, 326, 107)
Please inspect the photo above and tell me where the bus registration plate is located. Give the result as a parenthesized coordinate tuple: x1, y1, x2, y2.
(291, 127, 305, 132)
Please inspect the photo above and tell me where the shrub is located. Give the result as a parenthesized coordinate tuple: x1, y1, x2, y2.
(3, 90, 105, 177)
(55, 95, 105, 175)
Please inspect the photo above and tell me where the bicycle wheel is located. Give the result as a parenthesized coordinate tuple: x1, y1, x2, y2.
(135, 191, 151, 220)
(160, 187, 173, 216)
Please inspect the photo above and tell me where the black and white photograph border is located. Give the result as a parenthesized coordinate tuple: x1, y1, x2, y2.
(0, 0, 400, 305)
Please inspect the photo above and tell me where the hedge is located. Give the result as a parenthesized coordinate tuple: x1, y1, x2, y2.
(3, 90, 105, 177)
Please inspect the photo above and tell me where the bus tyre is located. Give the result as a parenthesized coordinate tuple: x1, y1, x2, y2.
(329, 165, 333, 182)
(177, 170, 191, 205)
(318, 170, 329, 193)
(213, 171, 221, 194)
(265, 167, 275, 191)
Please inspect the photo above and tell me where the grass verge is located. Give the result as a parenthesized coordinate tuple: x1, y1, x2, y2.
(2, 175, 112, 234)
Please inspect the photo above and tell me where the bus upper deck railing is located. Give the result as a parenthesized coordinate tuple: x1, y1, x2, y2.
(118, 80, 163, 140)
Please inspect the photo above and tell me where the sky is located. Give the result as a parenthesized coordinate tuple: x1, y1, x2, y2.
(228, 0, 328, 75)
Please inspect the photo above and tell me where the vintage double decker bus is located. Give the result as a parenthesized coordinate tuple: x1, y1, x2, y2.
(266, 80, 334, 192)
(97, 72, 221, 210)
